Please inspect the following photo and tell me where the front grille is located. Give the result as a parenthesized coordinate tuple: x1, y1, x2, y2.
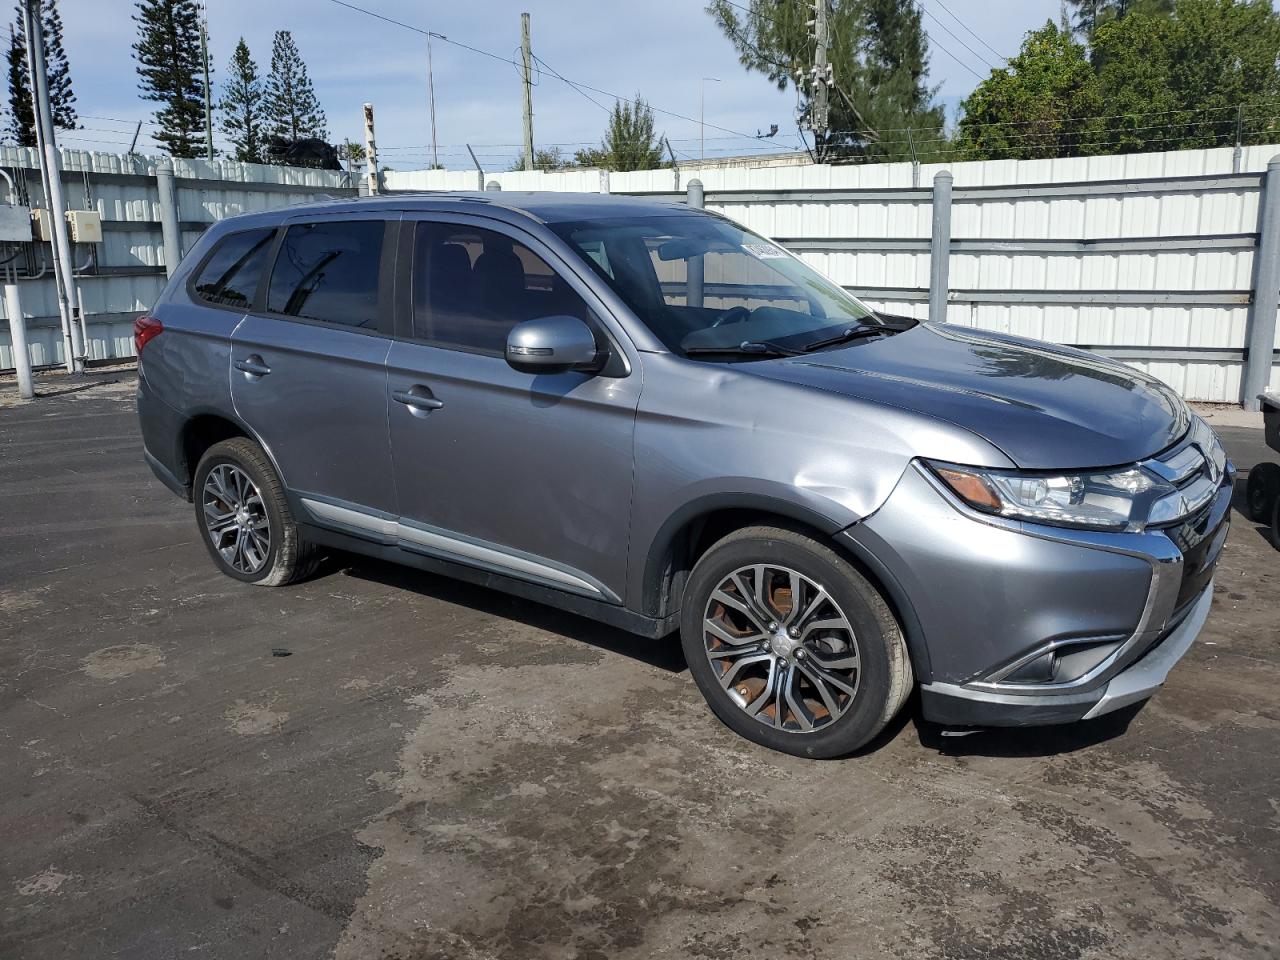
(1168, 488, 1230, 614)
(1144, 421, 1226, 527)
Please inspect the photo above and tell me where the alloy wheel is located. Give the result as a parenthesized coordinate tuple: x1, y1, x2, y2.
(702, 563, 860, 733)
(202, 463, 271, 575)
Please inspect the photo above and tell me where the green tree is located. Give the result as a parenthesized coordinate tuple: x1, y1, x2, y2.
(705, 0, 943, 162)
(218, 38, 263, 163)
(954, 22, 1102, 160)
(1092, 0, 1280, 150)
(1064, 0, 1173, 42)
(574, 96, 664, 171)
(132, 0, 205, 157)
(958, 1, 1280, 161)
(860, 0, 945, 159)
(5, 24, 30, 145)
(7, 0, 77, 146)
(509, 146, 574, 171)
(264, 30, 326, 144)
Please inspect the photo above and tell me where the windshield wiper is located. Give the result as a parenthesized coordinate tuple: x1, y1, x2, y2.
(684, 340, 804, 358)
(800, 325, 890, 353)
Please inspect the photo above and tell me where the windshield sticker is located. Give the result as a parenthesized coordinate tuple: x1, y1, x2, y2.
(742, 242, 788, 259)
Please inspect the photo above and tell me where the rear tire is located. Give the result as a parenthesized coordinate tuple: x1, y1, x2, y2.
(1246, 462, 1280, 523)
(193, 437, 319, 586)
(679, 525, 912, 759)
(1270, 492, 1280, 551)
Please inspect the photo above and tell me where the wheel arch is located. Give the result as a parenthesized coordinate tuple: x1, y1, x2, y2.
(178, 410, 286, 499)
(639, 495, 931, 682)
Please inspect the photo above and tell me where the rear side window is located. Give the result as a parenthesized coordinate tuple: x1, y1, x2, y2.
(412, 222, 593, 354)
(192, 227, 275, 309)
(267, 220, 384, 329)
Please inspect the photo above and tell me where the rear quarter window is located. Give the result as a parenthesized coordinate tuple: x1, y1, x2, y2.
(191, 227, 276, 309)
(267, 220, 385, 329)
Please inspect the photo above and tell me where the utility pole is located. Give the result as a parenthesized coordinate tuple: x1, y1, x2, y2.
(700, 77, 720, 165)
(427, 33, 440, 170)
(520, 12, 534, 171)
(23, 0, 82, 372)
(199, 4, 213, 160)
(811, 0, 831, 144)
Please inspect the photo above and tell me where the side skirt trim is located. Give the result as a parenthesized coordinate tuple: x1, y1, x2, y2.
(299, 495, 620, 603)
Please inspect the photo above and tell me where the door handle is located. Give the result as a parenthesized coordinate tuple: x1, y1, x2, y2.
(393, 386, 444, 414)
(234, 355, 271, 378)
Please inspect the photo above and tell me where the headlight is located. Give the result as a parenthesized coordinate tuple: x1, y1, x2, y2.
(927, 461, 1174, 532)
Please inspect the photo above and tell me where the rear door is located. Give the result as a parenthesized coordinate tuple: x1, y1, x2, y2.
(231, 214, 399, 520)
(384, 214, 641, 603)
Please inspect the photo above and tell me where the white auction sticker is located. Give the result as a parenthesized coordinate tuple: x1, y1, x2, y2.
(742, 242, 788, 259)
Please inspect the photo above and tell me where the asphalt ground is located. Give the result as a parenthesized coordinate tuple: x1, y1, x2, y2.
(2, 370, 1278, 959)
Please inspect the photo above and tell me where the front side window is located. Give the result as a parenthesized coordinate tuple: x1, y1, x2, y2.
(192, 227, 275, 309)
(550, 214, 880, 357)
(267, 220, 384, 329)
(412, 221, 594, 354)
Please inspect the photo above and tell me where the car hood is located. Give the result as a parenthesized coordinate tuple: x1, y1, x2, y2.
(749, 322, 1189, 469)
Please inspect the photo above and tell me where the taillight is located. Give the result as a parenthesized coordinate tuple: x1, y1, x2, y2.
(134, 315, 163, 353)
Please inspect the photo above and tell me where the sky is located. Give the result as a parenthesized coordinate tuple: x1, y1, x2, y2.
(56, 0, 1062, 170)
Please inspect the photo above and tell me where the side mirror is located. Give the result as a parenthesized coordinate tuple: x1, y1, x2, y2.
(505, 315, 603, 374)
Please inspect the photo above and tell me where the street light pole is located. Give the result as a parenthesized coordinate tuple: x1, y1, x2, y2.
(700, 76, 719, 166)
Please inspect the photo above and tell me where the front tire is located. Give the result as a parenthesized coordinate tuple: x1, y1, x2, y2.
(193, 437, 318, 586)
(680, 526, 913, 759)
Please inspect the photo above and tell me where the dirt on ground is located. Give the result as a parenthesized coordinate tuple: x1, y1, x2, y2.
(1, 371, 1277, 959)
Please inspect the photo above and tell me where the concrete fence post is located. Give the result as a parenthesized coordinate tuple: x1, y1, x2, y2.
(5, 282, 33, 400)
(156, 160, 182, 278)
(687, 179, 705, 309)
(1243, 155, 1280, 410)
(929, 171, 953, 324)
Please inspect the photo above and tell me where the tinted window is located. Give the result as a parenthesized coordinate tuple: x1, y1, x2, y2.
(192, 228, 275, 309)
(412, 222, 593, 353)
(267, 220, 384, 328)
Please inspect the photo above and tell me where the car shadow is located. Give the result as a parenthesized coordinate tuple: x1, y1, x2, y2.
(1229, 474, 1278, 549)
(331, 553, 689, 673)
(911, 700, 1146, 758)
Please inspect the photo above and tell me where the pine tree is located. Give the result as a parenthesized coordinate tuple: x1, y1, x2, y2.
(132, 0, 205, 157)
(6, 1, 77, 146)
(705, 0, 944, 162)
(6, 23, 31, 145)
(573, 95, 663, 171)
(264, 30, 326, 144)
(861, 0, 944, 157)
(219, 38, 263, 163)
(40, 0, 73, 129)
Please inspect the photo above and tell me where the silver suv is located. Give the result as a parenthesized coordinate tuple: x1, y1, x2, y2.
(136, 193, 1232, 758)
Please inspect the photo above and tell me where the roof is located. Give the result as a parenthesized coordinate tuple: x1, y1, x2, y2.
(269, 191, 701, 226)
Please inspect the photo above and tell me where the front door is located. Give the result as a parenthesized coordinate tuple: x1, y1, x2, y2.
(385, 216, 641, 603)
(231, 215, 398, 520)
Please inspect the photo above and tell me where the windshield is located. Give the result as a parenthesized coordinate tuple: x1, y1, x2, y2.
(550, 214, 881, 357)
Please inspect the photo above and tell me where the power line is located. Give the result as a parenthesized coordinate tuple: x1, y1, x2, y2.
(916, 1, 999, 71)
(926, 0, 1007, 64)
(531, 54, 612, 115)
(323, 0, 765, 142)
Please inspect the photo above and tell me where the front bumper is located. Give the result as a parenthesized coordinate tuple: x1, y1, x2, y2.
(842, 453, 1231, 728)
(918, 580, 1214, 726)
